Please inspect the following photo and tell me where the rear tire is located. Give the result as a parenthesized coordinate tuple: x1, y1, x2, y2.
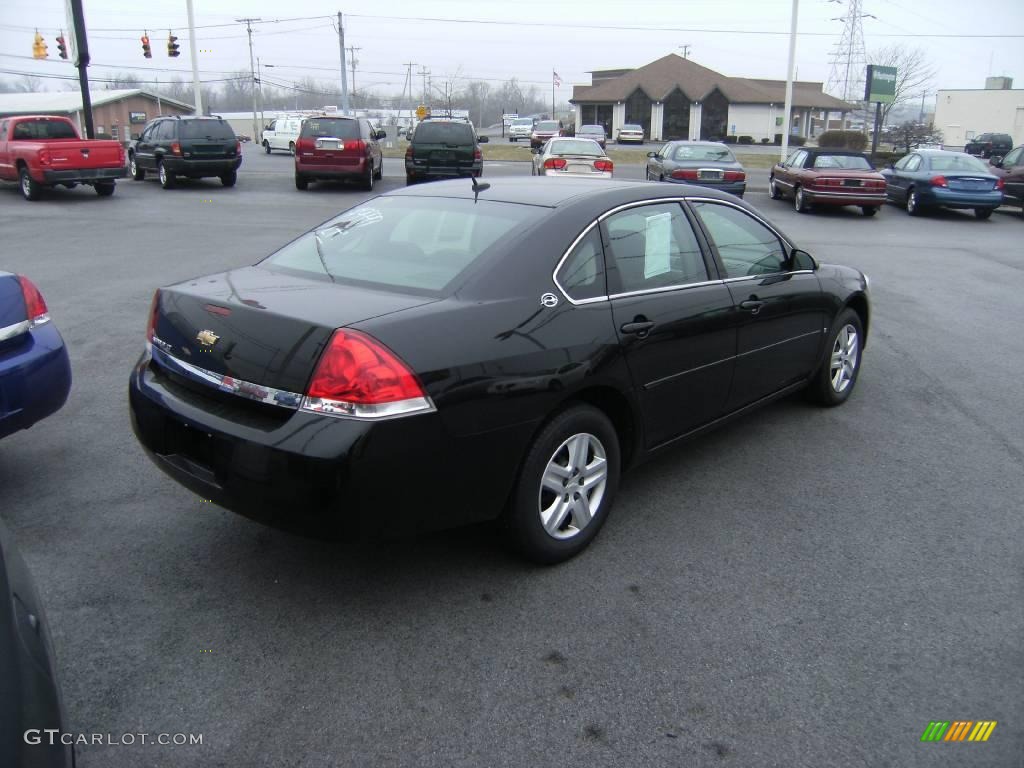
(263, 141, 271, 154)
(94, 181, 115, 197)
(974, 207, 993, 220)
(129, 153, 145, 181)
(806, 308, 864, 406)
(861, 206, 878, 216)
(158, 161, 176, 189)
(294, 173, 308, 190)
(19, 167, 41, 200)
(220, 170, 237, 187)
(362, 163, 374, 191)
(374, 158, 383, 180)
(406, 174, 416, 186)
(503, 404, 620, 564)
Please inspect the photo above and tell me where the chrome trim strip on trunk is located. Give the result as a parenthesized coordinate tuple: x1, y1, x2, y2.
(0, 319, 30, 342)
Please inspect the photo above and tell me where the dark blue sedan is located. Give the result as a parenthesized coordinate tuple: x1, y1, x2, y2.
(0, 272, 71, 439)
(880, 150, 1004, 219)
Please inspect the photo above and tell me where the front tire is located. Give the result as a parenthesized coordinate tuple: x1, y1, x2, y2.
(906, 187, 922, 216)
(158, 161, 176, 189)
(806, 308, 864, 406)
(974, 207, 993, 220)
(129, 153, 145, 181)
(794, 185, 809, 213)
(768, 176, 780, 199)
(263, 141, 271, 154)
(19, 167, 41, 200)
(503, 404, 620, 564)
(220, 170, 237, 187)
(94, 181, 115, 197)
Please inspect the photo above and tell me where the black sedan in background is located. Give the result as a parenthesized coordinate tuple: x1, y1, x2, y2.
(646, 141, 747, 198)
(129, 179, 869, 563)
(1, 518, 73, 768)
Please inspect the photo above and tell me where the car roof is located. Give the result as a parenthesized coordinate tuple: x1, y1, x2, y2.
(384, 177, 739, 208)
(803, 148, 868, 157)
(666, 140, 728, 148)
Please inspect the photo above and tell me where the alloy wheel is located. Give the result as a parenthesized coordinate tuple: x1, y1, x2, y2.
(538, 432, 608, 540)
(907, 190, 917, 214)
(21, 173, 31, 197)
(830, 324, 859, 393)
(129, 156, 137, 177)
(159, 163, 167, 185)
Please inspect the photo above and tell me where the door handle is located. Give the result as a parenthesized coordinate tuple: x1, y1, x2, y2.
(739, 299, 765, 315)
(620, 320, 655, 335)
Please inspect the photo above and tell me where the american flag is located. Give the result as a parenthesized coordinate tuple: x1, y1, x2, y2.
(553, 71, 562, 87)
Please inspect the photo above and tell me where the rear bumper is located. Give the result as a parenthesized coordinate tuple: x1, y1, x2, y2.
(804, 190, 886, 206)
(0, 324, 72, 440)
(920, 187, 1003, 209)
(664, 178, 746, 197)
(540, 170, 613, 180)
(294, 157, 368, 180)
(162, 157, 242, 176)
(616, 136, 644, 143)
(405, 162, 482, 179)
(41, 167, 125, 184)
(128, 352, 528, 537)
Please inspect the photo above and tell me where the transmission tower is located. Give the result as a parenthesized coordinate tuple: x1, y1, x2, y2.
(825, 0, 874, 125)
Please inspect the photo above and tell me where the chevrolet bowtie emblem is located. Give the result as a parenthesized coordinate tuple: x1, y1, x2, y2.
(196, 330, 220, 347)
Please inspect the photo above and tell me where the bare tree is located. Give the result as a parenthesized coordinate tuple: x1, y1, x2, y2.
(869, 45, 938, 126)
(430, 67, 464, 117)
(16, 74, 45, 93)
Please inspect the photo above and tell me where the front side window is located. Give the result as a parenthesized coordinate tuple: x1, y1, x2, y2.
(266, 120, 277, 131)
(784, 149, 802, 166)
(556, 228, 606, 301)
(603, 203, 708, 294)
(0, 121, 7, 140)
(262, 197, 544, 294)
(1001, 147, 1022, 168)
(691, 202, 787, 279)
(893, 155, 910, 171)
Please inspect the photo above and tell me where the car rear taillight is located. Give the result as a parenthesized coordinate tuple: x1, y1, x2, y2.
(930, 175, 948, 187)
(346, 139, 366, 153)
(995, 177, 1005, 190)
(170, 142, 182, 156)
(296, 138, 314, 154)
(474, 147, 482, 161)
(235, 140, 242, 154)
(302, 329, 433, 419)
(723, 170, 746, 182)
(543, 158, 568, 170)
(118, 145, 126, 165)
(866, 179, 886, 189)
(146, 290, 161, 343)
(594, 159, 613, 172)
(38, 149, 51, 166)
(17, 275, 50, 326)
(405, 145, 413, 160)
(670, 169, 699, 180)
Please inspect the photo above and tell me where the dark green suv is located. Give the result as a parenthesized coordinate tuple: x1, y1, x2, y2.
(129, 116, 242, 189)
(405, 118, 485, 185)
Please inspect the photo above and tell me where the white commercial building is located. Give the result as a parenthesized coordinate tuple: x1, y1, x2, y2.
(934, 79, 1024, 149)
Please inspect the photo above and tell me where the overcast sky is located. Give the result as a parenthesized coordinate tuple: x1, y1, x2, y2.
(2, 0, 1022, 103)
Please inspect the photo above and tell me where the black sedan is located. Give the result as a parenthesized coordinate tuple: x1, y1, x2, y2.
(129, 179, 870, 563)
(646, 141, 747, 198)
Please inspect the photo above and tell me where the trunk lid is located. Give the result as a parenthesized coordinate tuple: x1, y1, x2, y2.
(42, 140, 123, 170)
(0, 274, 26, 330)
(944, 174, 998, 192)
(151, 266, 437, 396)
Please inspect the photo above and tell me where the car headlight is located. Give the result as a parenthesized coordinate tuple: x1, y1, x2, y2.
(862, 272, 870, 290)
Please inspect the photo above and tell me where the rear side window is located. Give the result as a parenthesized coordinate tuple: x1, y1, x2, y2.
(11, 119, 78, 140)
(603, 203, 708, 293)
(180, 120, 235, 139)
(263, 197, 544, 293)
(557, 228, 606, 301)
(413, 122, 474, 144)
(302, 118, 360, 139)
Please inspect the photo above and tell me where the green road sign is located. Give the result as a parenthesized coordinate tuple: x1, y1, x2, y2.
(865, 65, 897, 104)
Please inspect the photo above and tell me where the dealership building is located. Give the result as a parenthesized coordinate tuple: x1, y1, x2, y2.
(933, 78, 1023, 150)
(0, 89, 193, 142)
(570, 53, 852, 142)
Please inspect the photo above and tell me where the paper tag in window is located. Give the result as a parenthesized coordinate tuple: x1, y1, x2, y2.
(644, 212, 672, 279)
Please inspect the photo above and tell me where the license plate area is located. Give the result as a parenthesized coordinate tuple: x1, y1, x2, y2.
(430, 151, 455, 162)
(165, 419, 217, 469)
(843, 178, 863, 187)
(316, 138, 342, 150)
(699, 169, 723, 180)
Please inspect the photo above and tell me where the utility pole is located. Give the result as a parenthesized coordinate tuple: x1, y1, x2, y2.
(678, 44, 691, 59)
(237, 17, 261, 141)
(67, 0, 94, 137)
(256, 57, 264, 126)
(418, 66, 430, 105)
(337, 12, 350, 115)
(186, 0, 203, 115)
(401, 61, 415, 131)
(347, 46, 360, 102)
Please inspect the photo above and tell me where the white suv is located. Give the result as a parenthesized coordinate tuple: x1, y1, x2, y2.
(507, 117, 534, 143)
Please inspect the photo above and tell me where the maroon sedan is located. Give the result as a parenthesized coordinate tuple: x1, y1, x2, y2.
(769, 149, 887, 216)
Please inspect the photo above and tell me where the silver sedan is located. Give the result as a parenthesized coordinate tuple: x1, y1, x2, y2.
(531, 138, 614, 179)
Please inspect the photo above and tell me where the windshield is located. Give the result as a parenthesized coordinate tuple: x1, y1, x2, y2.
(812, 154, 873, 170)
(179, 119, 235, 139)
(512, 118, 533, 126)
(262, 197, 544, 293)
(548, 139, 603, 156)
(11, 119, 78, 140)
(535, 121, 559, 132)
(671, 145, 734, 162)
(413, 122, 474, 144)
(301, 118, 359, 139)
(928, 154, 991, 173)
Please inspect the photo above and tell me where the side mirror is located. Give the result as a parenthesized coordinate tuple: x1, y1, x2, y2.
(647, 151, 657, 158)
(989, 156, 1003, 167)
(530, 148, 540, 155)
(790, 248, 817, 271)
(477, 135, 489, 143)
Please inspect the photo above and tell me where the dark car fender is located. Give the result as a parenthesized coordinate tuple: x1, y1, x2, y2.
(813, 263, 871, 356)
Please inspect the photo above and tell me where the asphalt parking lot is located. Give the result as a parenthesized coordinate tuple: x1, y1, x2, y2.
(1, 143, 1021, 767)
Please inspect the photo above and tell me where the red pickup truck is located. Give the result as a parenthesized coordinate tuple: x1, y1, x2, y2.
(0, 115, 126, 200)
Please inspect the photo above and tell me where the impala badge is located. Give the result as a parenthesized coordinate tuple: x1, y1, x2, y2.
(196, 330, 220, 347)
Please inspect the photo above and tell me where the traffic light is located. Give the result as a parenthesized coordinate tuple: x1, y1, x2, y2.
(32, 30, 48, 59)
(56, 32, 68, 60)
(141, 32, 151, 58)
(167, 33, 180, 57)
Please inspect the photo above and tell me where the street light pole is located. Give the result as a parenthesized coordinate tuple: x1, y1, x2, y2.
(185, 0, 203, 115)
(781, 0, 799, 161)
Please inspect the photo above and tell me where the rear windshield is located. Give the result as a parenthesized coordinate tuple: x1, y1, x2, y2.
(11, 119, 77, 140)
(413, 122, 474, 144)
(622, 125, 643, 131)
(535, 121, 559, 132)
(301, 118, 359, 139)
(578, 126, 604, 135)
(812, 154, 872, 170)
(671, 144, 734, 162)
(262, 197, 544, 293)
(179, 119, 235, 139)
(928, 154, 990, 173)
(548, 139, 603, 156)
